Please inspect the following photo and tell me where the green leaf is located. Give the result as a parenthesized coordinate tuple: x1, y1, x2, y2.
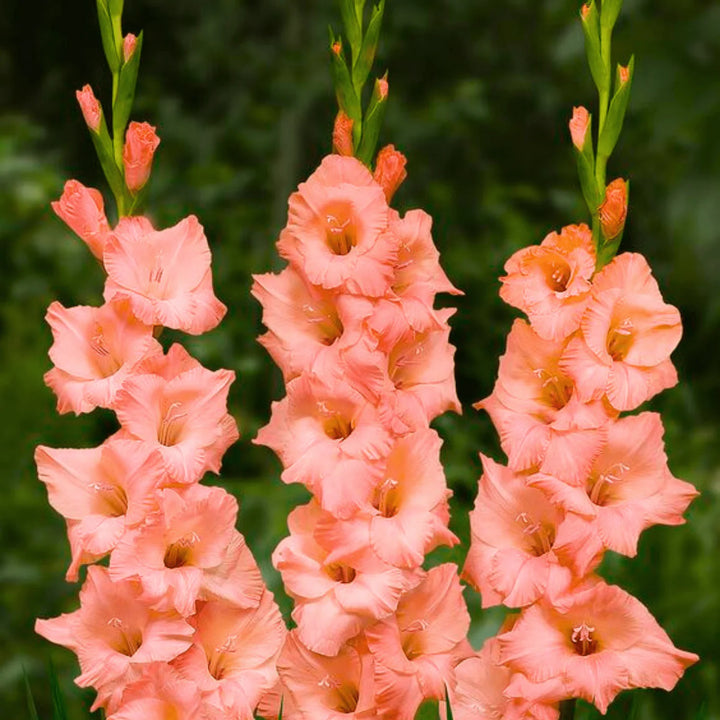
(88, 116, 126, 205)
(352, 0, 384, 93)
(96, 0, 120, 72)
(330, 38, 362, 127)
(48, 660, 69, 720)
(113, 30, 144, 149)
(579, 2, 606, 94)
(339, 0, 362, 61)
(414, 699, 440, 720)
(597, 55, 634, 159)
(356, 75, 387, 165)
(600, 0, 623, 35)
(108, 0, 124, 18)
(445, 686, 454, 720)
(22, 668, 39, 720)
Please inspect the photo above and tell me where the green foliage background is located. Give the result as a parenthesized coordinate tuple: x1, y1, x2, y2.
(1, 1, 718, 718)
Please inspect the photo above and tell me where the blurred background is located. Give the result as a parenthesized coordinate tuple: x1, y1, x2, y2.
(1, 0, 718, 718)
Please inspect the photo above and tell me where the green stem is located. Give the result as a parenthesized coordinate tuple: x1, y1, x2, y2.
(559, 699, 576, 720)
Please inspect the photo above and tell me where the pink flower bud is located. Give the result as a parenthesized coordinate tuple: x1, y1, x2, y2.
(332, 111, 354, 157)
(598, 178, 628, 240)
(51, 180, 110, 259)
(123, 33, 138, 62)
(619, 64, 631, 85)
(75, 85, 102, 134)
(331, 40, 342, 56)
(569, 106, 590, 151)
(373, 144, 407, 202)
(377, 76, 389, 100)
(581, 3, 591, 20)
(122, 121, 160, 193)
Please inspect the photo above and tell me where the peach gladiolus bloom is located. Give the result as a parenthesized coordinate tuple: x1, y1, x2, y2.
(172, 589, 286, 719)
(255, 372, 394, 518)
(44, 299, 160, 415)
(313, 429, 458, 569)
(452, 638, 560, 720)
(478, 320, 613, 485)
(462, 456, 576, 609)
(122, 121, 160, 192)
(561, 253, 682, 411)
(76, 84, 102, 133)
(373, 144, 408, 203)
(113, 344, 238, 484)
(36, 566, 194, 706)
(110, 486, 263, 616)
(103, 214, 227, 335)
(365, 564, 472, 720)
(105, 664, 203, 720)
(500, 224, 596, 341)
(52, 179, 111, 259)
(270, 631, 378, 719)
(253, 266, 374, 382)
(497, 580, 698, 713)
(274, 502, 422, 656)
(278, 155, 398, 296)
(35, 439, 167, 580)
(531, 412, 698, 574)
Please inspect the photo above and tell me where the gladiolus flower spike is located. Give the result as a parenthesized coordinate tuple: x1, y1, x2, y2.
(254, 3, 471, 718)
(36, 3, 284, 718)
(461, 3, 698, 719)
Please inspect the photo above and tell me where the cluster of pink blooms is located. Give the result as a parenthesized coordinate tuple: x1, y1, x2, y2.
(455, 221, 699, 717)
(35, 91, 285, 720)
(253, 132, 474, 718)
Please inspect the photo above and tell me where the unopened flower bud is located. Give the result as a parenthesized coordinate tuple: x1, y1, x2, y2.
(569, 106, 590, 151)
(123, 33, 138, 62)
(618, 64, 631, 85)
(377, 76, 389, 101)
(122, 121, 160, 193)
(331, 40, 342, 57)
(332, 111, 354, 157)
(598, 178, 628, 240)
(373, 144, 407, 202)
(51, 180, 111, 259)
(581, 3, 591, 19)
(76, 85, 102, 134)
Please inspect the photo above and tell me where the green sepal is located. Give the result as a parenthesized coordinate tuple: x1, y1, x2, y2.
(579, 2, 606, 94)
(356, 75, 387, 166)
(339, 0, 362, 61)
(330, 36, 362, 128)
(596, 179, 630, 269)
(414, 699, 440, 720)
(96, 0, 120, 72)
(445, 686, 454, 720)
(352, 0, 384, 93)
(89, 114, 126, 205)
(600, 0, 623, 35)
(113, 30, 144, 149)
(597, 55, 634, 159)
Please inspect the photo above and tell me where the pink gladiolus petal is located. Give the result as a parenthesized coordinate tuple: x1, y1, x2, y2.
(35, 566, 194, 704)
(278, 155, 398, 296)
(497, 580, 698, 713)
(103, 214, 226, 335)
(44, 299, 160, 414)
